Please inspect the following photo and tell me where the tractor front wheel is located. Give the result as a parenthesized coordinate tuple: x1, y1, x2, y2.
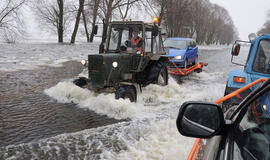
(73, 77, 88, 87)
(115, 85, 137, 102)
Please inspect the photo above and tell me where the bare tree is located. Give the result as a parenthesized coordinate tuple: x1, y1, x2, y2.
(32, 0, 72, 43)
(70, 0, 84, 44)
(0, 0, 27, 42)
(82, 5, 90, 42)
(57, 0, 64, 43)
(150, 0, 237, 44)
(89, 0, 100, 42)
(99, 0, 139, 46)
(258, 9, 270, 35)
(117, 0, 138, 20)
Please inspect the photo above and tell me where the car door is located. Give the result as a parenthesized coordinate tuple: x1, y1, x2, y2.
(226, 84, 270, 160)
(201, 81, 270, 160)
(186, 40, 193, 64)
(193, 40, 198, 57)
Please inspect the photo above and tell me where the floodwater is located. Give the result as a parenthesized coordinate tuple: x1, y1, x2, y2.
(0, 46, 249, 160)
(0, 61, 122, 147)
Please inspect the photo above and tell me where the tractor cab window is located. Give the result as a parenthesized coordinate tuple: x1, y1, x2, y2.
(108, 24, 143, 54)
(253, 39, 270, 74)
(145, 30, 152, 53)
(153, 33, 161, 54)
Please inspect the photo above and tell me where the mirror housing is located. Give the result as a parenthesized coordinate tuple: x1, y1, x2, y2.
(176, 101, 225, 138)
(231, 43, 241, 56)
(152, 25, 159, 37)
(94, 25, 98, 35)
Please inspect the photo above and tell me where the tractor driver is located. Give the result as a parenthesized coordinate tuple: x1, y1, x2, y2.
(125, 27, 143, 53)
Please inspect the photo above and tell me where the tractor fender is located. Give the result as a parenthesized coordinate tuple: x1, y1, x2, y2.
(227, 69, 252, 89)
(159, 55, 169, 62)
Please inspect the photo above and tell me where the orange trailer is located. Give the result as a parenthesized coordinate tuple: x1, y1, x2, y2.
(168, 58, 208, 76)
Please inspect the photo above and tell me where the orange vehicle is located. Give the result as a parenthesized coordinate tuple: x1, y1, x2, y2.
(176, 78, 270, 160)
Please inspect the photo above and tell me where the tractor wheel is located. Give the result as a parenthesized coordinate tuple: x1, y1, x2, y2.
(115, 85, 137, 102)
(147, 61, 168, 86)
(73, 77, 87, 87)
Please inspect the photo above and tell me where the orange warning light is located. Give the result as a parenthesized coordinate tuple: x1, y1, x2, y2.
(153, 17, 158, 23)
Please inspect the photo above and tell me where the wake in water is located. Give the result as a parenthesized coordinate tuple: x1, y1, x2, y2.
(45, 71, 225, 120)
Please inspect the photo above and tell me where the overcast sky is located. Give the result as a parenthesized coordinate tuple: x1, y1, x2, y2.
(24, 1, 270, 41)
(210, 0, 270, 40)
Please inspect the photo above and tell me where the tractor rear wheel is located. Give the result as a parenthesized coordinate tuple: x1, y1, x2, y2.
(147, 61, 168, 86)
(115, 85, 137, 102)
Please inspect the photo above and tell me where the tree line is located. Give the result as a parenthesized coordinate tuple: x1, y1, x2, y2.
(258, 9, 270, 35)
(144, 0, 238, 45)
(0, 0, 238, 45)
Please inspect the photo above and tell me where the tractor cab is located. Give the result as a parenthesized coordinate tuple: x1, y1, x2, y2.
(223, 34, 270, 110)
(103, 21, 164, 57)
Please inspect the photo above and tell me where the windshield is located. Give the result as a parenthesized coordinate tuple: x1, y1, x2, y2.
(253, 39, 270, 74)
(108, 24, 143, 54)
(164, 39, 187, 50)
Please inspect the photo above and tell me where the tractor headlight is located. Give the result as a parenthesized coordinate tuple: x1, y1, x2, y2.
(174, 56, 182, 60)
(112, 61, 118, 68)
(81, 59, 87, 66)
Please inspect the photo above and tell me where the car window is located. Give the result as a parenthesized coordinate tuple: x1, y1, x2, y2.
(193, 41, 197, 48)
(233, 90, 270, 160)
(252, 39, 270, 74)
(164, 39, 187, 50)
(188, 41, 192, 48)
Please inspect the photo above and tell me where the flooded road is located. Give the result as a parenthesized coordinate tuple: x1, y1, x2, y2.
(0, 61, 121, 147)
(0, 46, 249, 160)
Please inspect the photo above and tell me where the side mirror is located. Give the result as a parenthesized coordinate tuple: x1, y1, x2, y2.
(152, 25, 159, 37)
(94, 25, 98, 35)
(176, 101, 225, 138)
(231, 43, 241, 56)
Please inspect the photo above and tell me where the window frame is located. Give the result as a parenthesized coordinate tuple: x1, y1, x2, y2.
(230, 83, 270, 160)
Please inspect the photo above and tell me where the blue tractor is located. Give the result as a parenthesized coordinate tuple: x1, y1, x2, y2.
(223, 33, 270, 110)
